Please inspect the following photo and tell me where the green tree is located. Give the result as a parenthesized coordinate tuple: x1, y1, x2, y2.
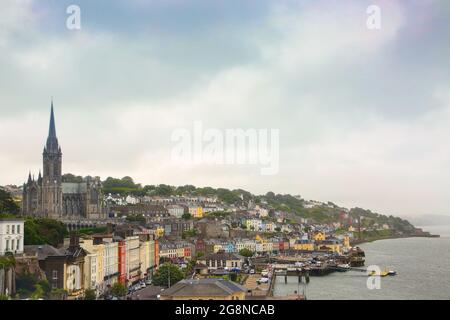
(62, 173, 83, 183)
(0, 189, 20, 214)
(111, 283, 127, 298)
(182, 213, 192, 220)
(24, 218, 68, 246)
(0, 294, 10, 300)
(84, 289, 97, 300)
(152, 263, 185, 288)
(239, 248, 253, 258)
(31, 283, 45, 300)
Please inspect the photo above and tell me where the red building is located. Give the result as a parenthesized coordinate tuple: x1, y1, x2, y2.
(154, 239, 159, 267)
(183, 245, 191, 259)
(118, 240, 126, 285)
(195, 239, 206, 255)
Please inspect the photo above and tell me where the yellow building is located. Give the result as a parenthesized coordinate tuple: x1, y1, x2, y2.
(156, 226, 165, 238)
(313, 231, 326, 241)
(160, 279, 246, 300)
(189, 206, 203, 218)
(213, 244, 224, 253)
(80, 238, 105, 294)
(140, 241, 150, 279)
(316, 240, 342, 254)
(294, 240, 314, 251)
(343, 235, 350, 249)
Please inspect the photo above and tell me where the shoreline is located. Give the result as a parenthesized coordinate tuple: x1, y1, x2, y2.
(350, 233, 440, 246)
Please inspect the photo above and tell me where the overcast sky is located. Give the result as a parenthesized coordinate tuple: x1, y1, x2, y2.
(1, 0, 449, 218)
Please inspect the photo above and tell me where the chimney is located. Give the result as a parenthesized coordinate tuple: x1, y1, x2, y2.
(69, 232, 80, 250)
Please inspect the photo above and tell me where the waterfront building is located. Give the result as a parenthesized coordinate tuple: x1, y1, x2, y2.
(125, 236, 140, 285)
(117, 239, 126, 285)
(159, 278, 246, 300)
(102, 238, 119, 287)
(139, 240, 150, 279)
(197, 252, 244, 270)
(79, 238, 105, 294)
(294, 239, 315, 251)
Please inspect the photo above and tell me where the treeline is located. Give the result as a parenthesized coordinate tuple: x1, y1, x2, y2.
(0, 188, 20, 214)
(101, 176, 251, 205)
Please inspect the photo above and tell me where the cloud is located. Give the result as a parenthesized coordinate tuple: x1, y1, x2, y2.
(1, 0, 449, 217)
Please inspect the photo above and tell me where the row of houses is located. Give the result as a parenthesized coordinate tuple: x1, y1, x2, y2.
(1, 218, 160, 299)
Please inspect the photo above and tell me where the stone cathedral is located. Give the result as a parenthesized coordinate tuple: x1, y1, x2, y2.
(22, 102, 105, 220)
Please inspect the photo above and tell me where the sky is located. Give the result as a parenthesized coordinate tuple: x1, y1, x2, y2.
(1, 0, 449, 218)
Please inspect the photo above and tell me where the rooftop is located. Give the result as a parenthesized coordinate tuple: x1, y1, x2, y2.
(160, 279, 246, 298)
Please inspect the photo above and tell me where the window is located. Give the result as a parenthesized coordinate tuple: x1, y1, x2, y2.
(6, 225, 9, 234)
(12, 225, 15, 234)
(17, 239, 20, 250)
(52, 270, 58, 280)
(17, 225, 21, 234)
(5, 239, 9, 251)
(11, 240, 15, 251)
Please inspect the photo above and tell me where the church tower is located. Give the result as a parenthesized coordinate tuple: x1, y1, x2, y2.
(41, 100, 63, 218)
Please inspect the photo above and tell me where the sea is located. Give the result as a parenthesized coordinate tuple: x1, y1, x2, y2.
(273, 225, 450, 300)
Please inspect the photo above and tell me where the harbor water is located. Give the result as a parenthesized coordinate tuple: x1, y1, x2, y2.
(273, 225, 450, 300)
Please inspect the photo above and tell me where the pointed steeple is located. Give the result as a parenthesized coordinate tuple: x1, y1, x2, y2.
(49, 98, 56, 139)
(28, 171, 32, 183)
(45, 98, 60, 153)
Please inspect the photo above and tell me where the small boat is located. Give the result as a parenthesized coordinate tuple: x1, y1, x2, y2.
(336, 264, 350, 272)
(368, 270, 389, 277)
(387, 270, 397, 276)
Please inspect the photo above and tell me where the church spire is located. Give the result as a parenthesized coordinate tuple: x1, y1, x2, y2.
(49, 98, 56, 139)
(45, 99, 60, 153)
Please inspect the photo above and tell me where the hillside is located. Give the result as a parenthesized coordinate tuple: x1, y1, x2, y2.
(99, 176, 417, 232)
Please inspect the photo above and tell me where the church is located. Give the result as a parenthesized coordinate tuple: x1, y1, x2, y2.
(22, 101, 105, 220)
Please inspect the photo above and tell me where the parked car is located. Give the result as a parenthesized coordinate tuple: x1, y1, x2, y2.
(250, 269, 255, 274)
(145, 279, 152, 285)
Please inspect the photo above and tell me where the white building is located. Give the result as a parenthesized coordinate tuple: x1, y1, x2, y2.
(245, 219, 263, 231)
(166, 205, 185, 218)
(126, 195, 139, 205)
(0, 218, 24, 255)
(103, 239, 119, 287)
